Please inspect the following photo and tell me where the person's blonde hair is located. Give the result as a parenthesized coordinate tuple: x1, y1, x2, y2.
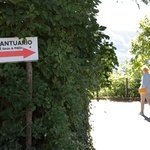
(141, 65, 149, 71)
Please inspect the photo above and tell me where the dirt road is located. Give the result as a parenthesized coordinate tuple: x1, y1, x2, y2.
(90, 100, 150, 150)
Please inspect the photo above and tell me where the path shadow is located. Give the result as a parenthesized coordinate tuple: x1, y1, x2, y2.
(142, 115, 150, 122)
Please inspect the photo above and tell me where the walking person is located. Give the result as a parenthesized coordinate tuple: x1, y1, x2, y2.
(139, 65, 150, 115)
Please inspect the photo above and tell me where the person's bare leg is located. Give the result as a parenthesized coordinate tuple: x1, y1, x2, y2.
(140, 94, 146, 115)
(146, 93, 150, 105)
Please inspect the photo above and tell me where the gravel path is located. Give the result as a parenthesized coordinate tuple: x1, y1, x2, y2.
(90, 100, 150, 150)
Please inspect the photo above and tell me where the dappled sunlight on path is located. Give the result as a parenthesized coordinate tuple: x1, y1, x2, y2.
(90, 100, 150, 150)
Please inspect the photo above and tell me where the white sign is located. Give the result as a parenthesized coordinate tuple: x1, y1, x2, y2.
(0, 37, 38, 63)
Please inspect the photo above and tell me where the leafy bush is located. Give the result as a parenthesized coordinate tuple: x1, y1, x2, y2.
(0, 0, 118, 149)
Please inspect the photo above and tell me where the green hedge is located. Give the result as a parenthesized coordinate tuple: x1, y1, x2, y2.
(0, 0, 118, 149)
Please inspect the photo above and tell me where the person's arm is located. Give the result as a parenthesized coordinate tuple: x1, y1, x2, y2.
(140, 75, 145, 88)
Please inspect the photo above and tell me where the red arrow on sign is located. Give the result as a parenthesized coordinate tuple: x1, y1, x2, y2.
(0, 48, 35, 58)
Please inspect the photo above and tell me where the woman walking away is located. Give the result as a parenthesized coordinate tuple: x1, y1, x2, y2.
(139, 65, 150, 115)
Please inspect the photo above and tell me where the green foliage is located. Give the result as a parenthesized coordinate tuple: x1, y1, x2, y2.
(130, 16, 150, 71)
(98, 17, 150, 99)
(129, 16, 150, 98)
(98, 60, 140, 98)
(0, 0, 118, 149)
